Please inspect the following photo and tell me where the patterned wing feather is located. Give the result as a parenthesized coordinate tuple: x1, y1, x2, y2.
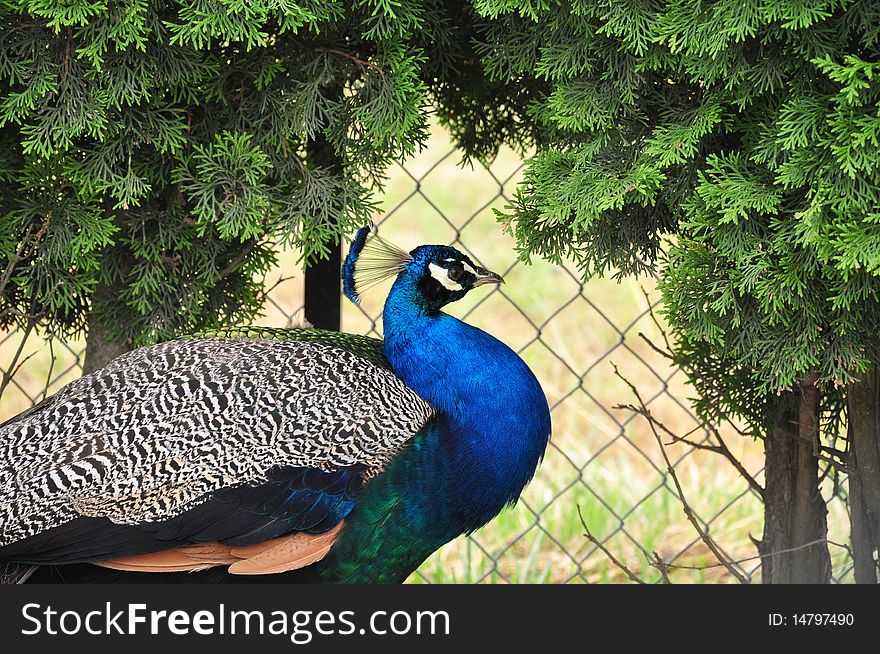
(0, 334, 435, 548)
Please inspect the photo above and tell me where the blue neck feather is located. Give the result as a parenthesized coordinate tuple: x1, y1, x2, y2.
(381, 269, 551, 533)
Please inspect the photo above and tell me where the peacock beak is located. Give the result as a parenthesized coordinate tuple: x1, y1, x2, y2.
(472, 267, 505, 287)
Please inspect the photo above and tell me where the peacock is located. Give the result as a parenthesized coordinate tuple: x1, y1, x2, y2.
(0, 226, 551, 583)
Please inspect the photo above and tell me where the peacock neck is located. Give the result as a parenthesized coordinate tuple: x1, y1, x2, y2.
(380, 272, 551, 529)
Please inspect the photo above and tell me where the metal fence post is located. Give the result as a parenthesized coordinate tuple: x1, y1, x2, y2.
(304, 131, 341, 332)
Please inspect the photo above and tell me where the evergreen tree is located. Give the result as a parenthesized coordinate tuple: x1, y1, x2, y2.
(470, 0, 880, 582)
(0, 0, 529, 368)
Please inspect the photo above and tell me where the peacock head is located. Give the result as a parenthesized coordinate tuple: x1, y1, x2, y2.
(406, 244, 504, 309)
(342, 225, 504, 311)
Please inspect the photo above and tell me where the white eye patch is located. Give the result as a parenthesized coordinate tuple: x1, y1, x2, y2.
(429, 263, 463, 291)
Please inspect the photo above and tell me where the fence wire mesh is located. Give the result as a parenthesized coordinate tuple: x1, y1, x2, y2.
(0, 127, 854, 583)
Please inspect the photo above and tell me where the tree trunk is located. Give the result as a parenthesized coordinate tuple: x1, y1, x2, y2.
(82, 280, 133, 376)
(847, 366, 880, 583)
(759, 378, 832, 583)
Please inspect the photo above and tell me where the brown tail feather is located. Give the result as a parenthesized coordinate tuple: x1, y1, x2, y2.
(94, 549, 221, 573)
(176, 543, 239, 564)
(228, 523, 343, 575)
(93, 521, 344, 575)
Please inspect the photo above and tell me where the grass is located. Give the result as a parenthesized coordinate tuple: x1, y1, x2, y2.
(0, 124, 855, 583)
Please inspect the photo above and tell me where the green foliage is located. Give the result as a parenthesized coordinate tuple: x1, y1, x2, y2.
(0, 0, 508, 345)
(473, 0, 880, 429)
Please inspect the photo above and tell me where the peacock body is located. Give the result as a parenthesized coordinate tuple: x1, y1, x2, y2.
(0, 228, 551, 583)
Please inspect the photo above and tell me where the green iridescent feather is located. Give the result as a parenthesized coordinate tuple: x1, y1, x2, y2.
(187, 327, 391, 369)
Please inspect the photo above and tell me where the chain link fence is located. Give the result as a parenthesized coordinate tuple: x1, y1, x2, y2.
(0, 128, 855, 583)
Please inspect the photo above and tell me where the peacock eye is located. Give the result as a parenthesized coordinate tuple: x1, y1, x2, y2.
(447, 264, 464, 282)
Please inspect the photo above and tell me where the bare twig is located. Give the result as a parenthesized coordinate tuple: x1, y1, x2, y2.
(651, 551, 672, 583)
(40, 334, 56, 402)
(659, 538, 852, 573)
(2, 22, 45, 38)
(0, 315, 37, 399)
(213, 240, 258, 283)
(614, 400, 764, 497)
(0, 238, 28, 300)
(1, 213, 53, 308)
(585, 524, 851, 583)
(640, 287, 675, 354)
(612, 363, 751, 584)
(638, 330, 676, 363)
(626, 299, 765, 496)
(316, 47, 383, 72)
(256, 274, 296, 306)
(577, 505, 645, 584)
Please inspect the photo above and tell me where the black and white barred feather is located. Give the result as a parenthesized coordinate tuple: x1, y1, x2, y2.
(0, 336, 435, 547)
